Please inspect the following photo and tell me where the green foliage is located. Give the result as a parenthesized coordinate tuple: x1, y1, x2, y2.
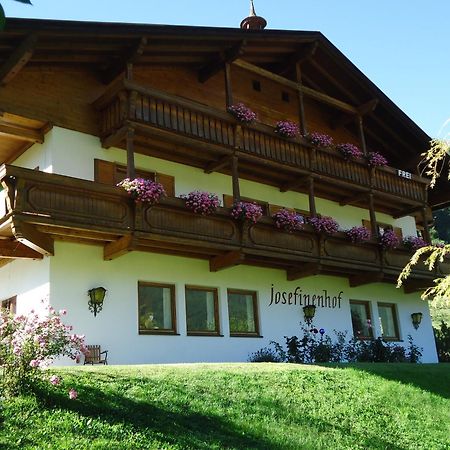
(433, 321, 450, 362)
(433, 207, 450, 243)
(0, 364, 449, 449)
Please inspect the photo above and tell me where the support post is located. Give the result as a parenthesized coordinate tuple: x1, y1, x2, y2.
(308, 177, 316, 217)
(231, 155, 240, 202)
(126, 128, 136, 179)
(295, 63, 307, 136)
(224, 62, 233, 108)
(421, 207, 431, 243)
(357, 115, 367, 156)
(368, 193, 378, 238)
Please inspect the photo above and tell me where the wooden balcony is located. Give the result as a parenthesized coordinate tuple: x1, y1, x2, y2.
(0, 165, 446, 289)
(94, 79, 430, 217)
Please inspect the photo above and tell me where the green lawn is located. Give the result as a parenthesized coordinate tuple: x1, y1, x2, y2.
(1, 363, 449, 450)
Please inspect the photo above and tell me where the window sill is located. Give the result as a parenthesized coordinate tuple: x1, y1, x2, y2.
(139, 330, 179, 336)
(187, 332, 223, 337)
(230, 333, 263, 338)
(382, 337, 402, 342)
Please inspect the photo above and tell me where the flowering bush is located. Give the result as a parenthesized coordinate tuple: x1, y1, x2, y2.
(345, 226, 371, 243)
(117, 178, 165, 204)
(230, 201, 263, 223)
(368, 151, 388, 168)
(403, 236, 427, 251)
(308, 216, 339, 234)
(336, 143, 363, 161)
(0, 305, 87, 396)
(380, 229, 400, 250)
(227, 103, 257, 124)
(272, 209, 304, 233)
(306, 132, 334, 147)
(182, 190, 220, 215)
(274, 120, 299, 139)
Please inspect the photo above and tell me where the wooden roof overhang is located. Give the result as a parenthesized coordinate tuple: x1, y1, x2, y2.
(0, 18, 446, 207)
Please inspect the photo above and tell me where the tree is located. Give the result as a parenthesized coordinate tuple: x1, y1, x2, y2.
(398, 138, 450, 306)
(0, 0, 32, 31)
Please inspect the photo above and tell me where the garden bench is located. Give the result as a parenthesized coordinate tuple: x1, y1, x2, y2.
(83, 345, 108, 365)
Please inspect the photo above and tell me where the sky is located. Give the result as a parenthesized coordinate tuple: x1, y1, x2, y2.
(3, 0, 450, 138)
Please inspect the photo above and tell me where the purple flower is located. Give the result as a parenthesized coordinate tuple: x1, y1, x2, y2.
(345, 226, 371, 243)
(272, 209, 304, 233)
(308, 216, 340, 235)
(336, 143, 363, 161)
(182, 191, 220, 215)
(230, 201, 263, 223)
(227, 103, 257, 124)
(306, 132, 334, 147)
(368, 151, 388, 168)
(403, 236, 427, 251)
(380, 229, 400, 250)
(117, 178, 166, 204)
(274, 120, 300, 139)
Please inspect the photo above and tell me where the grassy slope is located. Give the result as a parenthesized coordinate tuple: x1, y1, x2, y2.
(1, 363, 449, 450)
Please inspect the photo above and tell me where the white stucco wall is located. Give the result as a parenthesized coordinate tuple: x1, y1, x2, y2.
(48, 241, 438, 364)
(0, 258, 50, 316)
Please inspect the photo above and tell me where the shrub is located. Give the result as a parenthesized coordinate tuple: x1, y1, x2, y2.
(308, 216, 339, 235)
(227, 103, 257, 124)
(0, 305, 87, 396)
(336, 143, 363, 161)
(433, 321, 450, 362)
(306, 132, 333, 147)
(230, 201, 263, 223)
(403, 236, 427, 251)
(117, 178, 166, 204)
(274, 120, 299, 138)
(182, 190, 220, 215)
(368, 151, 388, 167)
(380, 229, 400, 250)
(272, 209, 304, 233)
(248, 347, 283, 363)
(346, 226, 371, 243)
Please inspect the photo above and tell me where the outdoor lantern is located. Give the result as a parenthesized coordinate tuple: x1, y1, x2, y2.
(87, 287, 107, 317)
(411, 312, 423, 330)
(303, 304, 316, 325)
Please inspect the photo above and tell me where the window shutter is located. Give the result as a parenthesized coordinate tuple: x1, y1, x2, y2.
(393, 227, 403, 240)
(155, 173, 175, 197)
(362, 219, 371, 230)
(94, 159, 116, 185)
(223, 194, 234, 208)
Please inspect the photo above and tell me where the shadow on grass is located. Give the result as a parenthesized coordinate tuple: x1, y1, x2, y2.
(326, 363, 450, 399)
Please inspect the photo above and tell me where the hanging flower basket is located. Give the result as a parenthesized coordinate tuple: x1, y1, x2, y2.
(368, 151, 388, 168)
(230, 201, 263, 224)
(305, 132, 334, 148)
(117, 178, 166, 204)
(308, 216, 339, 235)
(182, 190, 220, 215)
(227, 103, 257, 124)
(274, 120, 300, 139)
(403, 236, 427, 251)
(336, 143, 363, 161)
(345, 226, 371, 243)
(272, 209, 304, 233)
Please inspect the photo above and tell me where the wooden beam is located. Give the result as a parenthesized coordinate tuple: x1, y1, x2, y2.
(358, 99, 379, 115)
(104, 235, 136, 261)
(308, 177, 317, 217)
(12, 221, 54, 256)
(278, 41, 319, 76)
(403, 279, 430, 294)
(339, 190, 369, 207)
(224, 62, 233, 107)
(126, 127, 136, 179)
(199, 40, 246, 83)
(393, 205, 423, 219)
(0, 121, 44, 143)
(101, 125, 128, 149)
(280, 174, 309, 193)
(204, 155, 232, 174)
(368, 193, 378, 238)
(0, 34, 37, 86)
(0, 240, 43, 259)
(231, 155, 240, 202)
(295, 63, 307, 135)
(349, 272, 383, 287)
(287, 263, 322, 281)
(210, 250, 245, 272)
(100, 37, 148, 85)
(232, 59, 358, 115)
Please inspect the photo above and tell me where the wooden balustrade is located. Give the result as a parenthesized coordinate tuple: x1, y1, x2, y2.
(96, 80, 429, 207)
(0, 165, 442, 284)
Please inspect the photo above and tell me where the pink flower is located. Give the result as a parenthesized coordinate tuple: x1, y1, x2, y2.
(50, 375, 61, 386)
(68, 388, 78, 400)
(29, 359, 40, 368)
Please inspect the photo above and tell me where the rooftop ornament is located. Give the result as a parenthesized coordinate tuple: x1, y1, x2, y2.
(240, 0, 267, 30)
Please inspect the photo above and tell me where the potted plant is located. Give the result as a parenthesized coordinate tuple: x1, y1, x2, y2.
(336, 143, 363, 161)
(182, 190, 220, 215)
(367, 151, 388, 168)
(308, 216, 340, 235)
(305, 132, 334, 148)
(274, 120, 300, 139)
(230, 201, 263, 223)
(345, 226, 371, 243)
(227, 103, 257, 124)
(272, 209, 304, 233)
(117, 178, 166, 204)
(379, 229, 400, 250)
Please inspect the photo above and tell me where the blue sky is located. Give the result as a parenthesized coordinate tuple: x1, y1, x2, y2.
(3, 0, 450, 137)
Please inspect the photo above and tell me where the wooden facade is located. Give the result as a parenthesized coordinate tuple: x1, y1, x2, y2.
(0, 18, 448, 289)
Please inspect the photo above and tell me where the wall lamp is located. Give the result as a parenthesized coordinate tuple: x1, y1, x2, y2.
(411, 312, 423, 330)
(303, 304, 316, 326)
(88, 287, 107, 317)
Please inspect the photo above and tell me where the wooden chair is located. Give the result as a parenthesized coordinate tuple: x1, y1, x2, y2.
(83, 345, 108, 365)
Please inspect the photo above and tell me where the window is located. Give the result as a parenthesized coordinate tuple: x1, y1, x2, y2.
(350, 300, 373, 339)
(378, 303, 400, 340)
(227, 289, 260, 336)
(138, 282, 176, 334)
(185, 286, 220, 335)
(1, 296, 16, 314)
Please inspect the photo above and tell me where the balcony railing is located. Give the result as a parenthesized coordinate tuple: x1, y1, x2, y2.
(1, 165, 446, 285)
(95, 79, 429, 207)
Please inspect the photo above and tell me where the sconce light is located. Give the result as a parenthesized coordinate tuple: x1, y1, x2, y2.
(303, 304, 316, 326)
(88, 287, 107, 317)
(411, 312, 423, 330)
